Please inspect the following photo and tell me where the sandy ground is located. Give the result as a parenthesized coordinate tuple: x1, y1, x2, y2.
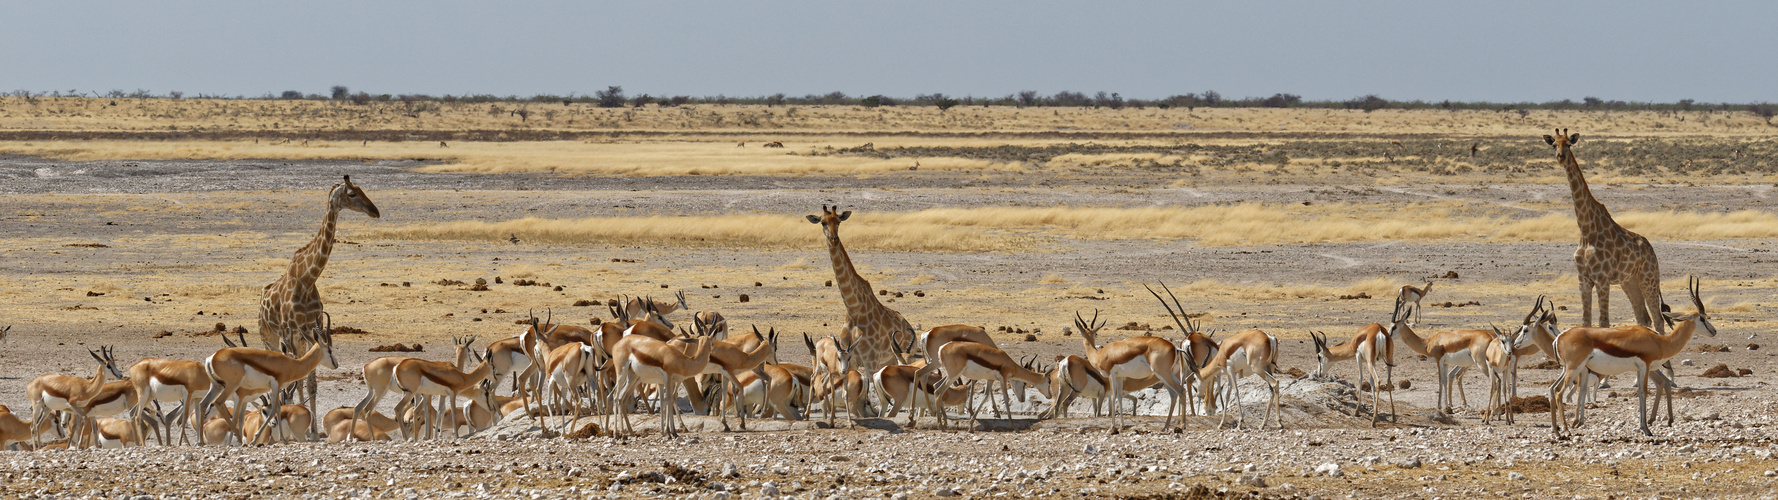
(2, 153, 1777, 498)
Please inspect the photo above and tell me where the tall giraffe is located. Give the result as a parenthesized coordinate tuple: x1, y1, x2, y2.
(1546, 129, 1665, 333)
(806, 205, 914, 416)
(258, 175, 380, 435)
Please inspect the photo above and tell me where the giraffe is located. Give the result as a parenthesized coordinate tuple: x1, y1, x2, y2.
(1545, 129, 1666, 334)
(806, 205, 914, 417)
(257, 175, 380, 437)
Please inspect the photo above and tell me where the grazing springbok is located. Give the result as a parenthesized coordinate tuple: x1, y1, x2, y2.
(28, 347, 126, 449)
(1192, 329, 1282, 430)
(1309, 322, 1395, 425)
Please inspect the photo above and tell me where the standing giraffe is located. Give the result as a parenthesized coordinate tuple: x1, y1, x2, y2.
(806, 205, 914, 417)
(1545, 129, 1666, 333)
(258, 175, 380, 437)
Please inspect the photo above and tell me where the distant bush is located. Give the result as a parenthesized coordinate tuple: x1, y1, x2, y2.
(1261, 93, 1301, 108)
(280, 90, 304, 100)
(331, 86, 350, 100)
(596, 86, 625, 108)
(1347, 94, 1388, 112)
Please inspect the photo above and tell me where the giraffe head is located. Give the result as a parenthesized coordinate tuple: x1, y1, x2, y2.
(1542, 128, 1581, 161)
(330, 175, 381, 219)
(1661, 276, 1718, 338)
(804, 205, 852, 244)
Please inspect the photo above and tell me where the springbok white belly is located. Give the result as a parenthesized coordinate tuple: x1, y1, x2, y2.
(236, 366, 279, 394)
(1583, 351, 1644, 378)
(1228, 347, 1254, 377)
(623, 359, 670, 386)
(1440, 348, 1477, 369)
(739, 378, 767, 407)
(148, 379, 191, 403)
(86, 396, 132, 418)
(40, 394, 73, 413)
(956, 360, 1002, 383)
(504, 350, 533, 375)
(407, 376, 461, 398)
(1107, 357, 1156, 382)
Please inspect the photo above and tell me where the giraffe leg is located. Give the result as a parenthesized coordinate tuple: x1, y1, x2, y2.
(1595, 280, 1612, 328)
(1622, 280, 1653, 330)
(1644, 277, 1668, 335)
(1578, 276, 1596, 328)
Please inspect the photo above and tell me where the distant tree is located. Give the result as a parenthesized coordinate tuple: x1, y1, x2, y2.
(1050, 91, 1090, 107)
(765, 93, 786, 106)
(1261, 93, 1301, 108)
(1678, 99, 1696, 111)
(350, 92, 372, 105)
(670, 95, 691, 107)
(861, 95, 887, 107)
(631, 94, 655, 107)
(1583, 96, 1604, 107)
(280, 90, 304, 100)
(1751, 103, 1776, 125)
(596, 86, 625, 108)
(1094, 92, 1124, 109)
(1017, 90, 1040, 107)
(935, 96, 960, 112)
(331, 86, 350, 100)
(1346, 94, 1387, 112)
(168, 91, 184, 100)
(1200, 90, 1222, 106)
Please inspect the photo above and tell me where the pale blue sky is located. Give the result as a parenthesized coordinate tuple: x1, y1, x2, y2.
(3, 1, 1772, 102)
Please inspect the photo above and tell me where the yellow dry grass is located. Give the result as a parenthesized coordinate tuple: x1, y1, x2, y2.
(1151, 276, 1402, 301)
(877, 205, 1778, 245)
(6, 97, 1778, 136)
(365, 204, 1778, 250)
(365, 214, 1029, 252)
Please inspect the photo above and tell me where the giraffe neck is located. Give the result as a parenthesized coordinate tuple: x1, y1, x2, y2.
(289, 207, 341, 283)
(825, 232, 880, 318)
(1558, 148, 1612, 237)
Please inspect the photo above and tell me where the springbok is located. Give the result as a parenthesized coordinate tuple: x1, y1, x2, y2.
(1551, 277, 1716, 437)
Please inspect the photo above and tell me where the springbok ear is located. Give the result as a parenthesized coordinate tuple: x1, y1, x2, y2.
(805, 215, 821, 224)
(343, 175, 352, 185)
(1569, 133, 1580, 145)
(838, 211, 851, 221)
(1543, 135, 1556, 146)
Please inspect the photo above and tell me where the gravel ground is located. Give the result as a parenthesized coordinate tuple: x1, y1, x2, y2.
(3, 156, 1777, 498)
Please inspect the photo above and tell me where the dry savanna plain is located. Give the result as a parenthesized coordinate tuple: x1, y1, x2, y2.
(3, 98, 1778, 498)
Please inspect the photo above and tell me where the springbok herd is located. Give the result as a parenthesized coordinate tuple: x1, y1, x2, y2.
(0, 129, 1729, 451)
